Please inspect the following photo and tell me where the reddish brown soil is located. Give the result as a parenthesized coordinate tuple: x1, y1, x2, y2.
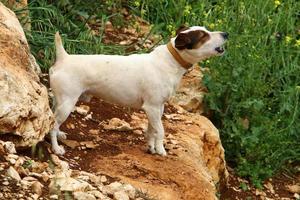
(41, 97, 296, 200)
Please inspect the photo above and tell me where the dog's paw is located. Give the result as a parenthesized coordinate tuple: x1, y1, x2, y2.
(156, 146, 167, 156)
(57, 131, 67, 140)
(52, 145, 65, 155)
(147, 145, 156, 154)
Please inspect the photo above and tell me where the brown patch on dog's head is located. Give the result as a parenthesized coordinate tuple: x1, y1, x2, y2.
(175, 30, 210, 50)
(176, 25, 190, 35)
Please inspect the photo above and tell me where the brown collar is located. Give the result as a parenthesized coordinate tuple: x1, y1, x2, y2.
(167, 42, 193, 69)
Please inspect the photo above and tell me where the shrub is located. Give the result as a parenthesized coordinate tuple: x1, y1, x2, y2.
(130, 0, 300, 186)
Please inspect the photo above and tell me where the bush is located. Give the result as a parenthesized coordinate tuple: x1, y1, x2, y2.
(14, 0, 126, 70)
(130, 0, 300, 186)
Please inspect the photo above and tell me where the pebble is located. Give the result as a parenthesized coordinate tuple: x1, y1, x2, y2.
(49, 194, 58, 199)
(7, 166, 21, 181)
(114, 191, 129, 200)
(31, 181, 43, 196)
(100, 175, 107, 183)
(3, 181, 9, 185)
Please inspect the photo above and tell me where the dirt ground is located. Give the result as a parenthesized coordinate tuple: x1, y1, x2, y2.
(39, 97, 299, 200)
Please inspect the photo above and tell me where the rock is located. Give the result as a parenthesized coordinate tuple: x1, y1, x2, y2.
(0, 141, 16, 154)
(100, 175, 107, 183)
(80, 141, 97, 149)
(123, 184, 136, 199)
(169, 66, 206, 114)
(73, 192, 96, 200)
(114, 191, 129, 200)
(60, 139, 80, 149)
(87, 190, 106, 199)
(75, 105, 90, 115)
(103, 118, 132, 131)
(6, 166, 21, 181)
(106, 182, 123, 193)
(88, 129, 99, 135)
(49, 194, 58, 200)
(286, 184, 300, 193)
(3, 181, 9, 185)
(0, 2, 54, 147)
(95, 111, 227, 200)
(31, 181, 43, 196)
(264, 182, 275, 194)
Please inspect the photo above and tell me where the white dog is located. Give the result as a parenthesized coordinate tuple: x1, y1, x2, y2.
(49, 26, 228, 156)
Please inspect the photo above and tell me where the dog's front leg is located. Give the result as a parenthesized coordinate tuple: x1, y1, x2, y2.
(143, 104, 167, 156)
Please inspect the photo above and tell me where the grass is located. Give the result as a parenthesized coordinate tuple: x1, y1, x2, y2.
(9, 0, 300, 187)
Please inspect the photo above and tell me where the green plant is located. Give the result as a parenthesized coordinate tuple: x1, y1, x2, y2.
(14, 0, 127, 71)
(130, 0, 300, 186)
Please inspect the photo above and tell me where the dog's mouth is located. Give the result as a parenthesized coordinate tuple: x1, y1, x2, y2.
(215, 46, 225, 54)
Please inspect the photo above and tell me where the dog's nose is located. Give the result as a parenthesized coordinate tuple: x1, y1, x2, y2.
(221, 32, 229, 40)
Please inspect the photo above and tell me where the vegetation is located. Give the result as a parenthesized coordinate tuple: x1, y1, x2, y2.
(10, 0, 300, 187)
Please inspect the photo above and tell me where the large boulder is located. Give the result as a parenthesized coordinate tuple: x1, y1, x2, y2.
(0, 2, 54, 147)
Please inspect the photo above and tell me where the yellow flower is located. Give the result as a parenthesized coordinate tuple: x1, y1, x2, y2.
(285, 35, 292, 44)
(274, 0, 281, 7)
(134, 1, 140, 7)
(295, 39, 300, 47)
(209, 23, 215, 29)
(183, 5, 192, 16)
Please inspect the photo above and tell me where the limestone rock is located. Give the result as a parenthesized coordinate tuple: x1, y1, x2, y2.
(103, 118, 132, 131)
(6, 166, 21, 181)
(114, 191, 129, 200)
(95, 111, 228, 200)
(31, 181, 43, 196)
(0, 2, 54, 147)
(73, 191, 96, 200)
(169, 66, 206, 114)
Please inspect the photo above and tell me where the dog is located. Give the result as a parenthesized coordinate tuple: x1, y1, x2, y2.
(49, 26, 228, 156)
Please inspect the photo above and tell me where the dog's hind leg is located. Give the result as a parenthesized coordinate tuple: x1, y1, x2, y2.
(143, 103, 167, 156)
(50, 92, 81, 155)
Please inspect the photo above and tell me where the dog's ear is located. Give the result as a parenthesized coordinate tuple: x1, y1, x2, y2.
(175, 30, 209, 50)
(176, 25, 189, 35)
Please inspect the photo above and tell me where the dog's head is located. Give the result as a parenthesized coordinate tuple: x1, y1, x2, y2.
(174, 25, 228, 61)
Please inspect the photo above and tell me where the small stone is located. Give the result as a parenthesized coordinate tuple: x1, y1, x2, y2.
(7, 166, 21, 181)
(41, 172, 49, 182)
(87, 190, 106, 199)
(73, 191, 96, 200)
(80, 141, 97, 149)
(100, 175, 107, 183)
(123, 184, 136, 198)
(60, 139, 80, 149)
(286, 184, 300, 193)
(49, 195, 58, 200)
(103, 118, 132, 131)
(3, 141, 17, 154)
(75, 105, 90, 115)
(114, 191, 129, 200)
(31, 193, 39, 200)
(294, 193, 300, 199)
(88, 129, 99, 135)
(3, 181, 9, 185)
(107, 182, 123, 193)
(133, 130, 143, 135)
(50, 154, 61, 166)
(31, 181, 43, 196)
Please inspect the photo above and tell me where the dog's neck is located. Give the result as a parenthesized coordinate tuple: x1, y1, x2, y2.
(166, 42, 193, 69)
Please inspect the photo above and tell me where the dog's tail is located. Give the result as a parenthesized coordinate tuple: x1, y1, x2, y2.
(55, 32, 68, 60)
